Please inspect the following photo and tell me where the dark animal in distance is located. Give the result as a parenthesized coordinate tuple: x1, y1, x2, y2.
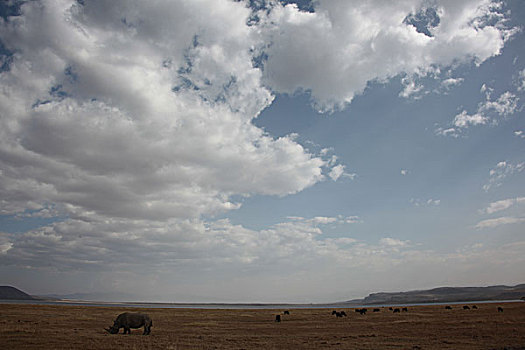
(402, 307, 408, 312)
(498, 307, 504, 312)
(105, 312, 152, 335)
(340, 311, 347, 317)
(283, 310, 290, 315)
(373, 309, 380, 312)
(463, 305, 470, 310)
(472, 305, 478, 309)
(445, 306, 452, 310)
(393, 308, 400, 313)
(389, 307, 393, 311)
(275, 315, 281, 322)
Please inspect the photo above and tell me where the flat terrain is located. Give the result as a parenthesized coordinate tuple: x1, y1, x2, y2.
(1, 302, 524, 349)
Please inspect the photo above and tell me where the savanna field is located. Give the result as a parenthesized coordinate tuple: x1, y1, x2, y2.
(1, 302, 524, 349)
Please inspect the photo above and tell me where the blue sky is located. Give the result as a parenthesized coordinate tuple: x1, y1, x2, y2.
(0, 0, 524, 302)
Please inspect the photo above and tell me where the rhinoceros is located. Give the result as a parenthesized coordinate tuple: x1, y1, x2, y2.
(105, 312, 152, 335)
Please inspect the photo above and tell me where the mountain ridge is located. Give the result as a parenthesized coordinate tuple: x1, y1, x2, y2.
(0, 285, 35, 300)
(2, 284, 525, 304)
(352, 284, 525, 305)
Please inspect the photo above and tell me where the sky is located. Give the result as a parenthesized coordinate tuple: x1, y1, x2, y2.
(0, 0, 524, 303)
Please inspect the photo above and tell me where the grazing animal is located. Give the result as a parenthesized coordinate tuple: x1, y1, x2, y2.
(340, 311, 347, 317)
(445, 306, 452, 310)
(373, 309, 380, 312)
(389, 307, 393, 311)
(332, 310, 338, 315)
(354, 308, 361, 313)
(402, 307, 408, 312)
(335, 312, 343, 318)
(275, 314, 281, 322)
(359, 308, 367, 315)
(472, 305, 478, 309)
(283, 310, 290, 315)
(463, 305, 470, 310)
(105, 312, 152, 335)
(393, 308, 400, 313)
(498, 307, 504, 312)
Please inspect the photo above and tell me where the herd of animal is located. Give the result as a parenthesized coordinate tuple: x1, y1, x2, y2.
(105, 305, 507, 334)
(446, 305, 504, 312)
(329, 307, 408, 317)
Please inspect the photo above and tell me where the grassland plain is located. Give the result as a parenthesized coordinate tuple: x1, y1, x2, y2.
(0, 302, 524, 349)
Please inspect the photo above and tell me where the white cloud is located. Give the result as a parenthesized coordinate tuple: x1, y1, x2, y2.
(401, 169, 409, 176)
(328, 164, 345, 181)
(0, 0, 515, 221)
(410, 198, 441, 207)
(0, 235, 13, 254)
(1, 214, 524, 302)
(0, 0, 338, 222)
(483, 161, 525, 191)
(517, 68, 525, 92)
(453, 110, 489, 128)
(480, 91, 518, 117)
(475, 216, 525, 229)
(0, 214, 362, 276)
(483, 197, 525, 214)
(380, 237, 410, 247)
(0, 0, 522, 302)
(260, 0, 515, 112)
(435, 127, 459, 138)
(442, 90, 519, 135)
(441, 77, 464, 90)
(515, 130, 525, 139)
(399, 75, 424, 99)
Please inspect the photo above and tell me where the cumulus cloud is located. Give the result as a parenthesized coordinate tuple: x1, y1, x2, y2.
(380, 237, 411, 248)
(477, 197, 525, 231)
(328, 164, 345, 181)
(441, 77, 464, 90)
(410, 198, 441, 207)
(0, 0, 522, 301)
(438, 87, 520, 136)
(0, 0, 336, 223)
(475, 216, 525, 229)
(1, 212, 524, 301)
(483, 161, 525, 191)
(0, 214, 361, 278)
(0, 235, 12, 254)
(482, 197, 525, 214)
(1, 0, 516, 222)
(453, 110, 489, 128)
(260, 0, 515, 112)
(517, 68, 525, 92)
(399, 75, 425, 99)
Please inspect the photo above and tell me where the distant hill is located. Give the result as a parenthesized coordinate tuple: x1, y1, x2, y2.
(42, 291, 139, 302)
(0, 286, 35, 300)
(353, 284, 525, 305)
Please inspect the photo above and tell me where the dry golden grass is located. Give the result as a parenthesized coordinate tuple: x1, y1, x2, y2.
(1, 302, 524, 349)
